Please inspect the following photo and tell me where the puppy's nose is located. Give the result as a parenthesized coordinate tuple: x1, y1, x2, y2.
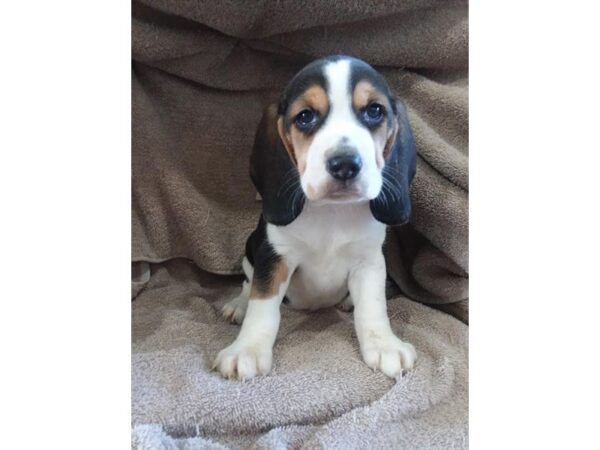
(326, 152, 362, 181)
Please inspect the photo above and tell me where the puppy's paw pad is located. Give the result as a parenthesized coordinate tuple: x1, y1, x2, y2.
(221, 296, 248, 324)
(213, 343, 272, 380)
(361, 335, 417, 378)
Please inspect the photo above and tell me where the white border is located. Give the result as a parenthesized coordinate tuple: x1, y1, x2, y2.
(471, 1, 600, 448)
(0, 2, 131, 448)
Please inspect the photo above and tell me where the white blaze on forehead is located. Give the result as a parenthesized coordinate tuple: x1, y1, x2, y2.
(323, 59, 354, 121)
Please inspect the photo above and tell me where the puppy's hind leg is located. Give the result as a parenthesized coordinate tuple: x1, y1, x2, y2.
(221, 257, 253, 324)
(221, 285, 249, 324)
(335, 293, 354, 312)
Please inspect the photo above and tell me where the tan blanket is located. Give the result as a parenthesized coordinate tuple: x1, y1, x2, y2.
(132, 0, 468, 447)
(132, 260, 468, 449)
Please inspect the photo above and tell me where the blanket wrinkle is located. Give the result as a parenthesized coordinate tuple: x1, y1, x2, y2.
(132, 0, 468, 447)
(137, 0, 458, 40)
(409, 112, 468, 191)
(263, 5, 467, 69)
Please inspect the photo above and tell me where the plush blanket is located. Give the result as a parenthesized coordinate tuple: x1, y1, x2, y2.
(132, 0, 468, 448)
(132, 260, 468, 449)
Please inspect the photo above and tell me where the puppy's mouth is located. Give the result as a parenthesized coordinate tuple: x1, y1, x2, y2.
(307, 180, 366, 204)
(329, 183, 361, 198)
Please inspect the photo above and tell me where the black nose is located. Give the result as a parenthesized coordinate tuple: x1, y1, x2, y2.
(326, 152, 362, 181)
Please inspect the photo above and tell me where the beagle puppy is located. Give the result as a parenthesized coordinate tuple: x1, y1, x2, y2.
(213, 55, 417, 380)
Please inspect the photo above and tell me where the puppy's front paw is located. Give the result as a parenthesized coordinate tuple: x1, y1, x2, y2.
(212, 341, 272, 380)
(360, 332, 417, 378)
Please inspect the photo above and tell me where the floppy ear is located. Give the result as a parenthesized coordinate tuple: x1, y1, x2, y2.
(250, 104, 305, 226)
(369, 99, 417, 225)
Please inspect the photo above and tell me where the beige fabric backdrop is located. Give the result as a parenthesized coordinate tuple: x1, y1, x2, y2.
(132, 0, 468, 309)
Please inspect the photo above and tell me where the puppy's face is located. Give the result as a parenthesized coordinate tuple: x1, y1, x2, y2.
(277, 57, 399, 203)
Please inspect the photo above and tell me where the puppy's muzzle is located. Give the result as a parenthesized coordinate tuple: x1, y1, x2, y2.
(326, 149, 362, 181)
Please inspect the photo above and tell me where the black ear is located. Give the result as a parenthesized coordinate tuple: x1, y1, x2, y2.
(369, 99, 417, 225)
(250, 104, 305, 226)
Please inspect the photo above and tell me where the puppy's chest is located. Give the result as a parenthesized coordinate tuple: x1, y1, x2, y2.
(285, 232, 361, 309)
(270, 203, 385, 261)
(291, 232, 357, 285)
(267, 204, 386, 308)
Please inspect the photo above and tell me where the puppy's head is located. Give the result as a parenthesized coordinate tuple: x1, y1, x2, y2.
(251, 56, 416, 226)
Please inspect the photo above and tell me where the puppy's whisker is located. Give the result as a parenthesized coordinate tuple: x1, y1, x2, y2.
(382, 166, 407, 184)
(378, 183, 390, 209)
(382, 172, 403, 202)
(281, 179, 300, 198)
(290, 187, 299, 214)
(381, 178, 399, 203)
(278, 167, 295, 185)
(381, 179, 395, 202)
(289, 185, 304, 217)
(386, 181, 400, 203)
(277, 169, 300, 198)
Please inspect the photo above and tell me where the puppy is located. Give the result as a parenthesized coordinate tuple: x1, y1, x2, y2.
(214, 55, 417, 380)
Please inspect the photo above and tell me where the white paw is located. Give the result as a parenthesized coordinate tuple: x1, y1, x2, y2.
(360, 332, 417, 378)
(212, 341, 272, 380)
(221, 295, 248, 324)
(335, 294, 354, 312)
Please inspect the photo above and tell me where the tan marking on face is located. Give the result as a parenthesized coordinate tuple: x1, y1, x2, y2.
(250, 258, 289, 299)
(383, 119, 399, 161)
(373, 125, 390, 170)
(287, 127, 312, 175)
(262, 104, 298, 168)
(281, 85, 330, 176)
(352, 80, 388, 112)
(352, 80, 396, 170)
(289, 85, 329, 118)
(278, 117, 310, 174)
(276, 117, 296, 164)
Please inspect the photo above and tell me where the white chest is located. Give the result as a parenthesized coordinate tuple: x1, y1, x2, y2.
(267, 202, 386, 309)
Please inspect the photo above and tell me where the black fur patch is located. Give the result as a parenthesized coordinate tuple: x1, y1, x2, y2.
(250, 106, 305, 226)
(244, 215, 283, 294)
(369, 99, 417, 225)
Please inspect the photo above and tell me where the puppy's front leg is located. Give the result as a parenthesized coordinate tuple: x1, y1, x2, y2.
(349, 252, 417, 378)
(213, 252, 292, 380)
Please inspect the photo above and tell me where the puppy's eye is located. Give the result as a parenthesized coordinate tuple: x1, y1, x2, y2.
(367, 104, 384, 119)
(363, 103, 385, 126)
(295, 109, 317, 129)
